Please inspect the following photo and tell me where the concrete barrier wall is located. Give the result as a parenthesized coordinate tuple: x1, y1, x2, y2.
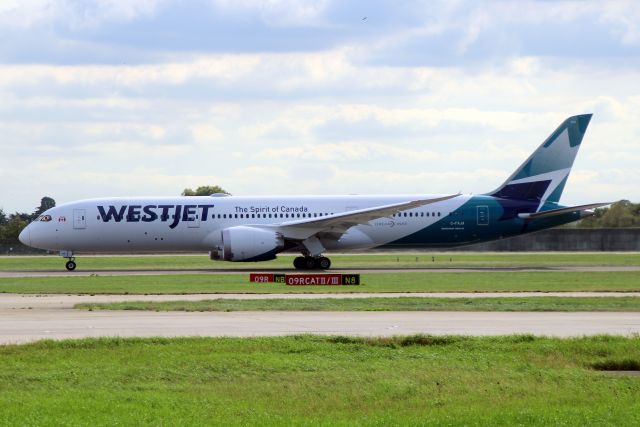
(455, 228, 640, 251)
(2, 228, 640, 254)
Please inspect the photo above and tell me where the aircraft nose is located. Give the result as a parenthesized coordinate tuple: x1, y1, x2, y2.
(19, 226, 31, 246)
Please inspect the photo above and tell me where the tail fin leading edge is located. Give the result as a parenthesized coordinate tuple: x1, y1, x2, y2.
(489, 114, 592, 210)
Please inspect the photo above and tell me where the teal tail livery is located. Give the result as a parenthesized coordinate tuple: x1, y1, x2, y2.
(488, 113, 592, 211)
(488, 114, 609, 222)
(20, 114, 612, 271)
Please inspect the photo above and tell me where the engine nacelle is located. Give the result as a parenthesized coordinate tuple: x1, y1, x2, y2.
(215, 226, 284, 262)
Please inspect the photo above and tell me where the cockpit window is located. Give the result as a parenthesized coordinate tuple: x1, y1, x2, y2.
(38, 215, 52, 222)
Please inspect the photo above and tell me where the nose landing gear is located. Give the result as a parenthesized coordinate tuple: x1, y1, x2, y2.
(65, 259, 77, 271)
(60, 250, 76, 271)
(293, 256, 331, 270)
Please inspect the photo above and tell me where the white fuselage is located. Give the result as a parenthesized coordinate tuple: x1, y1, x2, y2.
(23, 194, 472, 253)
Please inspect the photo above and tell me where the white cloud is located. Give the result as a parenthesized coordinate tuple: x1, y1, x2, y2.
(192, 124, 224, 145)
(210, 0, 330, 27)
(0, 0, 161, 29)
(1, 1, 640, 212)
(260, 142, 438, 163)
(599, 1, 640, 45)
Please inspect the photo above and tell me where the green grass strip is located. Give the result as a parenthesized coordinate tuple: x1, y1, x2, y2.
(1, 271, 639, 294)
(1, 252, 639, 271)
(75, 296, 640, 312)
(1, 335, 639, 425)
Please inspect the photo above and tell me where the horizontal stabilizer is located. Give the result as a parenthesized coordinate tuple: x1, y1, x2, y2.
(517, 202, 611, 220)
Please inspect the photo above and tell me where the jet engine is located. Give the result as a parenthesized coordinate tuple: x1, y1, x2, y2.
(212, 226, 284, 262)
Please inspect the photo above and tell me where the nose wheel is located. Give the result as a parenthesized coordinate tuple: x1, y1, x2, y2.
(60, 251, 77, 271)
(65, 259, 77, 271)
(293, 256, 331, 270)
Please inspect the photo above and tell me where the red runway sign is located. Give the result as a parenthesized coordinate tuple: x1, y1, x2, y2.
(249, 273, 360, 285)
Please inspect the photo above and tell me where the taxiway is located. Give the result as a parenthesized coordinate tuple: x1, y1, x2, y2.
(1, 292, 640, 344)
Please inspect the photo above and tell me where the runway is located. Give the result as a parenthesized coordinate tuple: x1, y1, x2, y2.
(2, 309, 639, 344)
(1, 265, 639, 277)
(1, 292, 640, 344)
(2, 292, 640, 309)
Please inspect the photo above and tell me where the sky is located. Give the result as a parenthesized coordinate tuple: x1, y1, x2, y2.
(1, 0, 639, 214)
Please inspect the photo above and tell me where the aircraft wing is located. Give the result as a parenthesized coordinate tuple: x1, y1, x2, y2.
(517, 202, 611, 220)
(268, 193, 460, 241)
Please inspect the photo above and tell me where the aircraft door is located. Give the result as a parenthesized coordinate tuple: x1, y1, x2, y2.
(73, 209, 87, 229)
(477, 206, 489, 226)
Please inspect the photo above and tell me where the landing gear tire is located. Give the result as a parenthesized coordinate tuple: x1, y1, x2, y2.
(293, 256, 332, 270)
(293, 256, 305, 269)
(65, 260, 77, 271)
(318, 257, 331, 270)
(304, 257, 317, 270)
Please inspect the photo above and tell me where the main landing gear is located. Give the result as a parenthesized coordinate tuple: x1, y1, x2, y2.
(293, 256, 331, 270)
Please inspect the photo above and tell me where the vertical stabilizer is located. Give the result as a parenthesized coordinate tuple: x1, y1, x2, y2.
(488, 114, 592, 210)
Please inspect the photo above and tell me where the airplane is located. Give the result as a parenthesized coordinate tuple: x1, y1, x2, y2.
(19, 114, 609, 271)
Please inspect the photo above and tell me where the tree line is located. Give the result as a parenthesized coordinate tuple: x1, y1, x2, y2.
(0, 197, 55, 250)
(181, 185, 230, 196)
(575, 200, 640, 228)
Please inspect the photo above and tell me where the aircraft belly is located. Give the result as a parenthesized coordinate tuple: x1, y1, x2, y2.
(58, 222, 217, 252)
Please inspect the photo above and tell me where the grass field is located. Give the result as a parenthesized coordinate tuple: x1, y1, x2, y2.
(1, 271, 639, 294)
(75, 296, 640, 312)
(1, 335, 639, 426)
(1, 252, 639, 271)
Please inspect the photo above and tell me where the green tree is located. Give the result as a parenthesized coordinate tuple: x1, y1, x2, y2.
(10, 212, 31, 223)
(600, 200, 636, 228)
(32, 196, 56, 220)
(182, 185, 230, 196)
(577, 206, 608, 228)
(0, 208, 7, 226)
(0, 215, 27, 245)
(577, 200, 640, 228)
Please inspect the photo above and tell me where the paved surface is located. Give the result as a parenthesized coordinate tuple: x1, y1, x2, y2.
(2, 309, 640, 344)
(1, 265, 640, 277)
(1, 292, 640, 344)
(2, 292, 640, 310)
